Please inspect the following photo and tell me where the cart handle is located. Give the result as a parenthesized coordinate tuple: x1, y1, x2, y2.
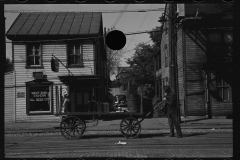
(138, 100, 165, 123)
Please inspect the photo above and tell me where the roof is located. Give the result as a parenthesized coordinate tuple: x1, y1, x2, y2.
(6, 12, 102, 36)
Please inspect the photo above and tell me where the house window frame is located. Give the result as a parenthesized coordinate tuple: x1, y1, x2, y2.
(208, 31, 233, 57)
(67, 43, 84, 67)
(25, 43, 43, 69)
(165, 44, 168, 67)
(26, 80, 53, 115)
(216, 74, 232, 102)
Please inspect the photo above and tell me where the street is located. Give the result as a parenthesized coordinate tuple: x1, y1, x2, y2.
(5, 130, 232, 158)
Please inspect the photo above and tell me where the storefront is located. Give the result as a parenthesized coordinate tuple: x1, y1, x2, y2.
(26, 79, 53, 115)
(58, 75, 104, 113)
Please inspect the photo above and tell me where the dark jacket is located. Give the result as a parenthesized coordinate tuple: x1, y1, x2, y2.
(165, 91, 177, 115)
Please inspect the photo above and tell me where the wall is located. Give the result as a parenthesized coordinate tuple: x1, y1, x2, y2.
(184, 30, 207, 116)
(5, 72, 15, 122)
(160, 4, 170, 90)
(13, 42, 95, 122)
(176, 28, 185, 116)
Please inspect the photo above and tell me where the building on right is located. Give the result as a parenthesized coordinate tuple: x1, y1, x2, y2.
(155, 3, 233, 118)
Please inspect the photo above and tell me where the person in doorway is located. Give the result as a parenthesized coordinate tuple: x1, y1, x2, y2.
(163, 86, 183, 138)
(62, 95, 70, 113)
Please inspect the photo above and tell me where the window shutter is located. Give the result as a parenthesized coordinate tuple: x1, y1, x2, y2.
(66, 44, 69, 66)
(39, 44, 42, 66)
(25, 44, 28, 67)
(80, 44, 83, 66)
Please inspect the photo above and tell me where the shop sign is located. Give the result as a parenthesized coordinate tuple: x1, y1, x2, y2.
(17, 92, 25, 98)
(30, 90, 49, 102)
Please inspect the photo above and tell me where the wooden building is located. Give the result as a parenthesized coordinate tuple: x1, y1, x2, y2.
(6, 12, 108, 122)
(5, 71, 15, 123)
(154, 4, 232, 117)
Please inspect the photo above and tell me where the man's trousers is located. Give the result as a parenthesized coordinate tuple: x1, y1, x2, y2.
(168, 114, 183, 137)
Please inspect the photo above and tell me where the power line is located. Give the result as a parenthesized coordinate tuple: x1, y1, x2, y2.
(123, 39, 152, 55)
(4, 8, 164, 14)
(111, 4, 129, 28)
(5, 29, 162, 44)
(124, 4, 152, 54)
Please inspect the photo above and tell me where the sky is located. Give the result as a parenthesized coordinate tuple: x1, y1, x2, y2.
(4, 4, 165, 73)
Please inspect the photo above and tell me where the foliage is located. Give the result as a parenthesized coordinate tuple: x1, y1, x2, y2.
(106, 27, 124, 76)
(117, 43, 156, 86)
(107, 48, 124, 76)
(149, 26, 163, 48)
(117, 25, 163, 86)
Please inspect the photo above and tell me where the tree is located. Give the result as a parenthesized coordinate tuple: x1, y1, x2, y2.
(117, 43, 155, 86)
(149, 26, 163, 48)
(106, 27, 124, 76)
(107, 48, 124, 76)
(117, 26, 163, 86)
(5, 58, 13, 72)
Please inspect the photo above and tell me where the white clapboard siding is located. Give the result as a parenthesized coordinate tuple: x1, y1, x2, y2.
(5, 72, 15, 122)
(13, 42, 95, 122)
(42, 43, 95, 77)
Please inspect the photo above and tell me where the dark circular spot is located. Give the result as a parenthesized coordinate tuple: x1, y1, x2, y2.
(106, 30, 126, 50)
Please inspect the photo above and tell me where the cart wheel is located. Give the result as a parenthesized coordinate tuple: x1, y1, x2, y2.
(120, 117, 141, 139)
(60, 116, 86, 140)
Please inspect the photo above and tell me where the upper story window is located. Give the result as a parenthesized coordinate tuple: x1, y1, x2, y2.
(208, 31, 233, 57)
(26, 43, 42, 68)
(67, 44, 83, 67)
(165, 44, 168, 67)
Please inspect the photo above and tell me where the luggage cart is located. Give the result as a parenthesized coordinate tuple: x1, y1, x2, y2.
(56, 100, 165, 140)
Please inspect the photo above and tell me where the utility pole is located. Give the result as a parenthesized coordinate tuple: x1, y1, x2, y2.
(169, 4, 181, 122)
(0, 4, 5, 159)
(140, 76, 143, 113)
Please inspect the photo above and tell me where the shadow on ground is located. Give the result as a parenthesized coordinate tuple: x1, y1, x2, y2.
(182, 118, 209, 123)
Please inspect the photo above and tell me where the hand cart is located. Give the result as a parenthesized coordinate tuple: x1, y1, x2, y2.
(56, 100, 165, 140)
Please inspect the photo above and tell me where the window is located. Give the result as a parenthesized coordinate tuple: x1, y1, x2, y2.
(26, 80, 53, 115)
(155, 52, 161, 71)
(156, 80, 159, 96)
(216, 74, 231, 101)
(67, 44, 83, 66)
(158, 54, 161, 69)
(26, 43, 42, 68)
(208, 31, 233, 57)
(165, 45, 168, 67)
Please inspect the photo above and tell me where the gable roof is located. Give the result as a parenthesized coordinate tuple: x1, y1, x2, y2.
(6, 12, 102, 37)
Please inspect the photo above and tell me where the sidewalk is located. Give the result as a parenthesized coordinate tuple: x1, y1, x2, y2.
(4, 116, 232, 134)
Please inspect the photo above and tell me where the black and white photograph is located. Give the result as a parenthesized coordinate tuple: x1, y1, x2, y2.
(2, 0, 234, 159)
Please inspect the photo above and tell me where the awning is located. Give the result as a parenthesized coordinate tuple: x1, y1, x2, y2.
(58, 75, 101, 85)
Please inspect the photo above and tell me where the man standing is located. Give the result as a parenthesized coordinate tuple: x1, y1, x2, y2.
(163, 86, 183, 138)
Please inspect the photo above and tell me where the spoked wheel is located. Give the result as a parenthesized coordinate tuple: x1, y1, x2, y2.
(60, 116, 86, 140)
(120, 117, 141, 139)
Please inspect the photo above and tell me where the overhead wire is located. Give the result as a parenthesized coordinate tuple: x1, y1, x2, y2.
(5, 29, 162, 44)
(124, 4, 153, 56)
(4, 8, 164, 13)
(123, 39, 152, 55)
(111, 4, 129, 28)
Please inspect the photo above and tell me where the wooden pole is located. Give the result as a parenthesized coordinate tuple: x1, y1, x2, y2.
(0, 4, 5, 159)
(169, 4, 181, 122)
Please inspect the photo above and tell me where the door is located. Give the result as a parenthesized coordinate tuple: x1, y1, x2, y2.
(75, 89, 92, 112)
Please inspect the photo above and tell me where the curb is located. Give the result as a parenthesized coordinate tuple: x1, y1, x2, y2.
(5, 127, 232, 134)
